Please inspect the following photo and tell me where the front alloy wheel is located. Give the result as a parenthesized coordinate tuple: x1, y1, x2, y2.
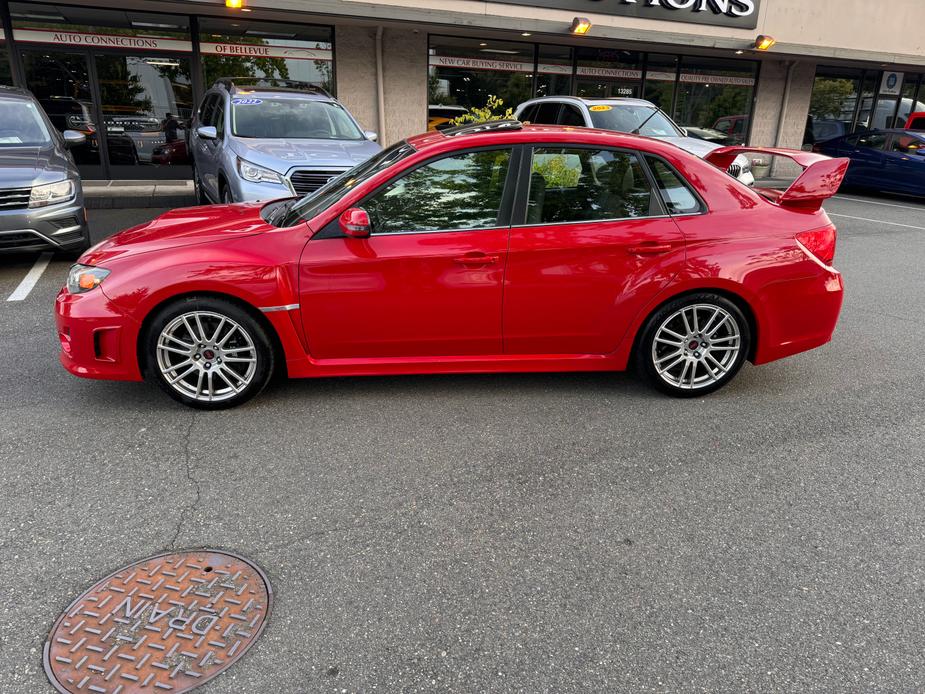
(146, 298, 274, 409)
(638, 294, 750, 397)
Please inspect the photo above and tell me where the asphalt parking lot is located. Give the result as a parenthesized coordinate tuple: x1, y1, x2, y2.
(1, 193, 923, 693)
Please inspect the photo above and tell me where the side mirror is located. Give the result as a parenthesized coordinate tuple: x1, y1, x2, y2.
(364, 130, 378, 142)
(196, 125, 218, 140)
(61, 130, 86, 148)
(339, 207, 371, 238)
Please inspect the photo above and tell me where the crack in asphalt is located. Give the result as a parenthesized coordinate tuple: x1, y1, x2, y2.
(169, 417, 200, 550)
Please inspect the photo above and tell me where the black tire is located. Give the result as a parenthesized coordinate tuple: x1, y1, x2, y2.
(221, 183, 234, 204)
(636, 293, 750, 398)
(143, 296, 275, 410)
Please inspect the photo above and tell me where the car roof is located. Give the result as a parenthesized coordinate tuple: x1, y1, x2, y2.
(0, 85, 35, 100)
(519, 95, 658, 109)
(406, 122, 685, 158)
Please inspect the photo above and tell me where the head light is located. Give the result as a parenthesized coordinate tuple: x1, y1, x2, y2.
(30, 179, 75, 208)
(236, 157, 283, 184)
(67, 264, 110, 294)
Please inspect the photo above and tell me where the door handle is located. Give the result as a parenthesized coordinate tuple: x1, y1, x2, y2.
(629, 243, 673, 255)
(454, 252, 499, 266)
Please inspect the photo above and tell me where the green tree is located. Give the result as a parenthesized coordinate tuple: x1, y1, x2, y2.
(810, 79, 856, 120)
(448, 95, 514, 125)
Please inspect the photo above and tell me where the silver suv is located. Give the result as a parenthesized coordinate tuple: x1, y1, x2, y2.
(191, 79, 382, 204)
(0, 86, 89, 255)
(515, 97, 754, 186)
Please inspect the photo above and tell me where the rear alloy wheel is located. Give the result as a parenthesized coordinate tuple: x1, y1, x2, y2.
(146, 298, 274, 409)
(638, 294, 750, 398)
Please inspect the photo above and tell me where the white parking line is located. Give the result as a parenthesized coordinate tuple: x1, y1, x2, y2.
(827, 213, 925, 231)
(832, 195, 925, 212)
(6, 252, 53, 302)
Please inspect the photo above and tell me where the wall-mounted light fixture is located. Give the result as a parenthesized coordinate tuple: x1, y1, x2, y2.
(225, 0, 245, 9)
(570, 17, 592, 35)
(754, 35, 776, 51)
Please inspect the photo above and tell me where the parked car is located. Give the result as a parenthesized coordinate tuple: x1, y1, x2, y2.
(683, 126, 728, 144)
(56, 121, 847, 409)
(815, 128, 925, 195)
(906, 112, 925, 131)
(428, 105, 469, 131)
(190, 78, 381, 204)
(0, 86, 90, 255)
(711, 114, 749, 145)
(515, 97, 754, 185)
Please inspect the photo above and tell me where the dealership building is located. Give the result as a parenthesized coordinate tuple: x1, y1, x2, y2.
(0, 0, 922, 181)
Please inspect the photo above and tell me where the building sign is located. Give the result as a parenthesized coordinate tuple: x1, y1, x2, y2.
(200, 42, 332, 62)
(498, 0, 760, 29)
(14, 28, 192, 52)
(880, 71, 903, 97)
(430, 55, 754, 85)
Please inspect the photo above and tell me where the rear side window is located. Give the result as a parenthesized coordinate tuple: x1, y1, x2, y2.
(909, 116, 925, 131)
(533, 103, 561, 125)
(645, 156, 703, 215)
(559, 105, 585, 127)
(519, 104, 539, 123)
(526, 147, 657, 224)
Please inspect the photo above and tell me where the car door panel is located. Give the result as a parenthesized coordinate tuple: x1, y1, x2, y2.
(503, 145, 685, 355)
(299, 146, 516, 360)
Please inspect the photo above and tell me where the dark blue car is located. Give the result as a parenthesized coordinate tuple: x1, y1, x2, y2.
(816, 129, 925, 196)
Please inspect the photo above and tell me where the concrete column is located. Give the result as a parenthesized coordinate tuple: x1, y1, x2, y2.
(749, 59, 817, 149)
(335, 24, 427, 146)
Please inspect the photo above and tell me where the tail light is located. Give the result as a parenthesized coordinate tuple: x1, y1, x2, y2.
(796, 226, 837, 266)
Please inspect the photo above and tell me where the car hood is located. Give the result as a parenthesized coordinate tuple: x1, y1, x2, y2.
(0, 145, 73, 187)
(658, 136, 724, 158)
(83, 203, 269, 264)
(231, 138, 382, 174)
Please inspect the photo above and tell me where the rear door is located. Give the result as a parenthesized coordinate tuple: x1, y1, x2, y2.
(883, 133, 925, 193)
(502, 145, 685, 355)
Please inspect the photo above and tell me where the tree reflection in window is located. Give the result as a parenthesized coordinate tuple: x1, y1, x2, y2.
(365, 149, 512, 234)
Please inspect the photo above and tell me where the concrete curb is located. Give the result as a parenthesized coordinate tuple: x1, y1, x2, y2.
(83, 181, 196, 209)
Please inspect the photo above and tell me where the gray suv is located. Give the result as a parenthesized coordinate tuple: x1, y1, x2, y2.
(515, 96, 754, 186)
(191, 79, 382, 204)
(0, 86, 89, 255)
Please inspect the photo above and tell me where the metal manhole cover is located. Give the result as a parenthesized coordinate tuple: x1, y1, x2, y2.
(43, 550, 272, 694)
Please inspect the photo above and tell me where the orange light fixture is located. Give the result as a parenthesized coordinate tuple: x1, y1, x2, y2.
(225, 0, 245, 8)
(754, 35, 776, 51)
(570, 17, 592, 35)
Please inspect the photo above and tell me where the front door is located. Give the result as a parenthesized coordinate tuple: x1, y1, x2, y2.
(503, 146, 685, 355)
(299, 147, 516, 359)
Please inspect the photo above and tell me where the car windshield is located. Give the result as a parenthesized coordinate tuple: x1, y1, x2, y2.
(231, 98, 364, 140)
(589, 105, 683, 138)
(279, 142, 416, 227)
(0, 100, 52, 147)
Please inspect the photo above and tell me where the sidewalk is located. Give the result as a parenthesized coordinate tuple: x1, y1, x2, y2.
(83, 180, 196, 209)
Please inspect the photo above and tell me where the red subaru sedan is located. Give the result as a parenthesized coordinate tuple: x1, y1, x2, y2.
(55, 121, 847, 409)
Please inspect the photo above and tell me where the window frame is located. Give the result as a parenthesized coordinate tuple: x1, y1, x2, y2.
(351, 144, 522, 237)
(511, 143, 684, 228)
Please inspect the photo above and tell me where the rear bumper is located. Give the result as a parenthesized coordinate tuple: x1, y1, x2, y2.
(0, 197, 89, 253)
(55, 286, 143, 381)
(753, 266, 844, 365)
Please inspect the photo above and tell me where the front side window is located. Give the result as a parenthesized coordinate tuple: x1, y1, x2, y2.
(645, 156, 702, 215)
(364, 148, 512, 234)
(526, 147, 656, 224)
(0, 100, 52, 147)
(559, 105, 586, 126)
(588, 105, 682, 138)
(533, 103, 561, 125)
(231, 98, 362, 140)
(890, 134, 925, 154)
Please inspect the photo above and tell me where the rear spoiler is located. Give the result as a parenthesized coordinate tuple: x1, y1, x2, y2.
(704, 147, 850, 211)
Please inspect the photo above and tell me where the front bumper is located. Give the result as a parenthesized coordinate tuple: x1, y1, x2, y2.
(230, 176, 293, 203)
(0, 196, 89, 253)
(55, 286, 143, 381)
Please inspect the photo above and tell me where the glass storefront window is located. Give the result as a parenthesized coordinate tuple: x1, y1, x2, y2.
(643, 53, 679, 114)
(536, 45, 572, 97)
(428, 36, 534, 115)
(95, 54, 193, 170)
(805, 67, 861, 146)
(575, 47, 642, 98)
(0, 40, 11, 85)
(854, 71, 879, 133)
(896, 75, 924, 128)
(198, 18, 334, 94)
(674, 56, 756, 145)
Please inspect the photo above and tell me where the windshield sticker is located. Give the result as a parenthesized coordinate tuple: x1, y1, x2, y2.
(589, 105, 612, 112)
(232, 98, 263, 106)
